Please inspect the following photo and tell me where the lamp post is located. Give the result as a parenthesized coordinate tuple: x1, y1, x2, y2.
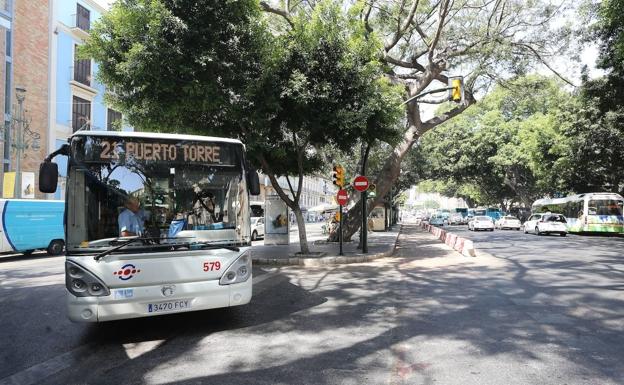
(13, 87, 26, 199)
(12, 86, 40, 199)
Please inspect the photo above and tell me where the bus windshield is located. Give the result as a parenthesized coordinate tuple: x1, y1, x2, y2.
(588, 199, 624, 216)
(65, 135, 248, 254)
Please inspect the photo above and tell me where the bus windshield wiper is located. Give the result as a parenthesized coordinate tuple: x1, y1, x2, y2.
(189, 242, 240, 252)
(93, 237, 193, 261)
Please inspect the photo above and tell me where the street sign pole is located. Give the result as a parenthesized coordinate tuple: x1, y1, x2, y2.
(353, 175, 370, 254)
(339, 204, 343, 256)
(336, 189, 348, 256)
(362, 190, 368, 253)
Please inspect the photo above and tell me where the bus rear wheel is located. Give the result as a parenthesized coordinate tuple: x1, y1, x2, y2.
(47, 240, 64, 256)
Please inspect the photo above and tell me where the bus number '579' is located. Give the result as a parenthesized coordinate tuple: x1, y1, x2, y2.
(203, 261, 221, 271)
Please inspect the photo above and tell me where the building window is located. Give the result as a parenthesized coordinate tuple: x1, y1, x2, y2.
(5, 30, 10, 57)
(0, 0, 10, 13)
(76, 3, 90, 31)
(72, 96, 91, 132)
(73, 45, 91, 86)
(107, 108, 122, 131)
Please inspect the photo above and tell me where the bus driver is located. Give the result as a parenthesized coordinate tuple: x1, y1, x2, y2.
(118, 196, 147, 237)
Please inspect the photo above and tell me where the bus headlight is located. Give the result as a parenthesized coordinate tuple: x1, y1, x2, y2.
(219, 251, 252, 285)
(66, 261, 110, 297)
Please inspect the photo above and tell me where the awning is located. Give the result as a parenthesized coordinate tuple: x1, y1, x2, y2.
(307, 203, 339, 213)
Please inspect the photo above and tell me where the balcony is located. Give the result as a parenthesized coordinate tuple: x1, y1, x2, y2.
(69, 65, 97, 96)
(69, 13, 90, 40)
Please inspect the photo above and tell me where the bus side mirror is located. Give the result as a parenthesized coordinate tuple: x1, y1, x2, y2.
(39, 161, 59, 193)
(247, 169, 260, 196)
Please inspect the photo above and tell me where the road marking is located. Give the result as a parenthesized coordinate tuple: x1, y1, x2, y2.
(252, 269, 281, 286)
(123, 340, 165, 359)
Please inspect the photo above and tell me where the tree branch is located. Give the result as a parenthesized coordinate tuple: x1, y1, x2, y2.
(428, 0, 452, 63)
(286, 175, 298, 202)
(385, 0, 421, 52)
(512, 42, 576, 87)
(258, 155, 295, 208)
(420, 93, 476, 134)
(260, 1, 294, 28)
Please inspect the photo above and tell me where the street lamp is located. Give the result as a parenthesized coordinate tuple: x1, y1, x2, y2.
(12, 86, 41, 199)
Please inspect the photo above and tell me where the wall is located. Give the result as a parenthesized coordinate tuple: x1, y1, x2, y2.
(11, 0, 50, 198)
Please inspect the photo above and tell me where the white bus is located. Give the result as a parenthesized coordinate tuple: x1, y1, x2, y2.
(39, 131, 260, 322)
(531, 192, 624, 234)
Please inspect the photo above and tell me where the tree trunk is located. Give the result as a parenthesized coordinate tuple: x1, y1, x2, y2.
(258, 155, 312, 255)
(292, 205, 310, 254)
(331, 124, 420, 241)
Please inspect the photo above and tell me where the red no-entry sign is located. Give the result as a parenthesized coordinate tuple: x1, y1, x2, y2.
(353, 175, 369, 192)
(336, 189, 349, 206)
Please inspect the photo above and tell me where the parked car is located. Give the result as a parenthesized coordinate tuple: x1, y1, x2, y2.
(523, 213, 567, 236)
(251, 216, 265, 240)
(495, 215, 522, 230)
(468, 216, 494, 231)
(429, 215, 446, 226)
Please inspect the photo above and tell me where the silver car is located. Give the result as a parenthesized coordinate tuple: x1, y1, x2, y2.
(468, 216, 494, 231)
(251, 216, 265, 241)
(495, 215, 521, 230)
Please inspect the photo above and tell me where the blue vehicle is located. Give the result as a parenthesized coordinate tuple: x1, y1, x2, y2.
(473, 207, 502, 221)
(454, 208, 468, 218)
(0, 199, 64, 255)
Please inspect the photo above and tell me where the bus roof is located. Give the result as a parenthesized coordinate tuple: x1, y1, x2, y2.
(71, 131, 244, 145)
(532, 193, 624, 208)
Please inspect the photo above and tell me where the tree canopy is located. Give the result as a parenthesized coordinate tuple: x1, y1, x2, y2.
(83, 0, 403, 252)
(82, 0, 269, 134)
(413, 75, 574, 208)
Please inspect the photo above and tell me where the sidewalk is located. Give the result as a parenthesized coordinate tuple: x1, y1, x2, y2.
(251, 225, 401, 266)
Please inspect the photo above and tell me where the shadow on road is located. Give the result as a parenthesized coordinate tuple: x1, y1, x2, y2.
(9, 224, 624, 384)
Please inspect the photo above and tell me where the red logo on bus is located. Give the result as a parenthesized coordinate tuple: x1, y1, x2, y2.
(113, 264, 141, 280)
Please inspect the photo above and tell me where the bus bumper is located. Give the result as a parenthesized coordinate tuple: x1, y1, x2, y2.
(67, 278, 252, 322)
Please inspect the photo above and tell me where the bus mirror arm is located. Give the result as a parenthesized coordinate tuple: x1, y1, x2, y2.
(247, 169, 260, 196)
(39, 144, 69, 194)
(43, 144, 69, 163)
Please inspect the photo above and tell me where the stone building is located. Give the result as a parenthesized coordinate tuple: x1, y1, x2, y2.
(0, 0, 123, 199)
(0, 0, 50, 198)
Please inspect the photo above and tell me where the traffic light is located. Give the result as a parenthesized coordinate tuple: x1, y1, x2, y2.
(332, 165, 345, 188)
(449, 76, 463, 103)
(368, 183, 376, 197)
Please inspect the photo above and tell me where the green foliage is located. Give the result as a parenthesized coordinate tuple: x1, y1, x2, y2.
(247, 0, 403, 177)
(81, 0, 269, 134)
(413, 75, 573, 207)
(565, 0, 624, 195)
(596, 0, 624, 71)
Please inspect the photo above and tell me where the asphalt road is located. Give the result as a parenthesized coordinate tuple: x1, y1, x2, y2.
(444, 223, 624, 262)
(1, 224, 624, 385)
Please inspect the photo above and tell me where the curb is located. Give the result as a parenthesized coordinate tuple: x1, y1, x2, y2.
(420, 222, 476, 257)
(252, 225, 402, 266)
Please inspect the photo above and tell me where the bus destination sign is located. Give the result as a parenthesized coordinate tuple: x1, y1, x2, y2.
(83, 138, 240, 166)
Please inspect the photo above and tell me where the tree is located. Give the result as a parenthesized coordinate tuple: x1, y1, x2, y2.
(82, 0, 269, 134)
(262, 0, 574, 240)
(83, 0, 402, 254)
(413, 75, 574, 208)
(247, 1, 403, 253)
(560, 0, 624, 195)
